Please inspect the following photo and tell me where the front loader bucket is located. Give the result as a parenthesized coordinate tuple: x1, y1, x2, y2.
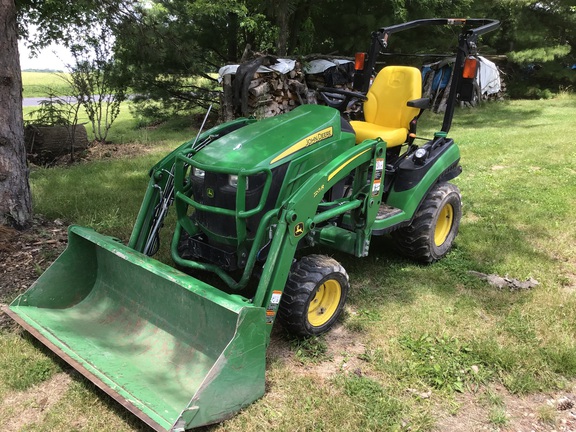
(5, 226, 267, 431)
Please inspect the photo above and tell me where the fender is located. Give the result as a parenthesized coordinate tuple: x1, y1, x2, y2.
(386, 139, 461, 219)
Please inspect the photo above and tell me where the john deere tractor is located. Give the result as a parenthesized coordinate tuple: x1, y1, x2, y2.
(6, 18, 499, 432)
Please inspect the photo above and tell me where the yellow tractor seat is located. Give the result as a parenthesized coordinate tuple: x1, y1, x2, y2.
(350, 66, 422, 147)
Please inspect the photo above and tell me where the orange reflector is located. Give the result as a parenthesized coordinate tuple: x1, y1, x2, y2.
(463, 57, 478, 79)
(355, 52, 366, 71)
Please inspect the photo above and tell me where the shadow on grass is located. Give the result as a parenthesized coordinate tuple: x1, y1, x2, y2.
(454, 102, 544, 130)
(417, 101, 546, 135)
(32, 156, 158, 241)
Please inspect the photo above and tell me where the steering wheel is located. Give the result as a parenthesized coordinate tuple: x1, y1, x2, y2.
(317, 87, 368, 112)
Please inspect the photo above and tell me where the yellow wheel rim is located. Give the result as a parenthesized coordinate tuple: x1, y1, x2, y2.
(307, 279, 342, 327)
(435, 203, 454, 246)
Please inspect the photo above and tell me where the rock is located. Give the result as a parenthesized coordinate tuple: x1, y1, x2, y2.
(468, 271, 539, 291)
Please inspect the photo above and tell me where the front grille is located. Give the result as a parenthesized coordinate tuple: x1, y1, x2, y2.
(189, 164, 287, 242)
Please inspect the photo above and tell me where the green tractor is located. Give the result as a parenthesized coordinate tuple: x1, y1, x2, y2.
(5, 18, 499, 432)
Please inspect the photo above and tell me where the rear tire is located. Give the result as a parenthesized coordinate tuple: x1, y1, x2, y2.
(392, 182, 462, 263)
(278, 255, 349, 337)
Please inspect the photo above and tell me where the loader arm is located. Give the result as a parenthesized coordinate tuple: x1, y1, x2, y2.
(253, 139, 387, 333)
(167, 137, 384, 296)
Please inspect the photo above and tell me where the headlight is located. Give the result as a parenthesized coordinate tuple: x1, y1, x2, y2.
(192, 167, 205, 178)
(228, 174, 248, 189)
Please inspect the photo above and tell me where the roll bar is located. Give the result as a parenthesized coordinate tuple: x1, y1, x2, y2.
(358, 18, 500, 134)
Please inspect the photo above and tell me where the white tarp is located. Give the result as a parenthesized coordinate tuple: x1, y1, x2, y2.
(423, 55, 501, 97)
(477, 56, 501, 95)
(303, 59, 353, 75)
(218, 58, 354, 82)
(218, 59, 296, 82)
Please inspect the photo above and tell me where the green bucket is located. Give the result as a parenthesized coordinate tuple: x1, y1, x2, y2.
(6, 226, 267, 431)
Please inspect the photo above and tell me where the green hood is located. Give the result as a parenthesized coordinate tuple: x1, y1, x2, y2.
(193, 104, 348, 170)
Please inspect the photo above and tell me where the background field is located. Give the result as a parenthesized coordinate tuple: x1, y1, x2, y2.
(21, 72, 72, 99)
(2, 80, 576, 431)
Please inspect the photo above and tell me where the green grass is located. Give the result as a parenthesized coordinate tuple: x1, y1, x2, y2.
(2, 96, 576, 430)
(290, 335, 332, 364)
(397, 333, 490, 392)
(488, 407, 509, 426)
(0, 334, 61, 393)
(106, 105, 203, 145)
(30, 155, 164, 240)
(22, 72, 72, 98)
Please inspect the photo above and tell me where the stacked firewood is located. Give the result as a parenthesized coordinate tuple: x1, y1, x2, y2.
(220, 55, 360, 121)
(220, 62, 317, 121)
(483, 76, 507, 101)
(305, 72, 354, 92)
(247, 65, 317, 117)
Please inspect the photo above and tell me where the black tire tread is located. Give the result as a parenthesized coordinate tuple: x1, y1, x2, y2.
(391, 182, 462, 263)
(277, 254, 349, 337)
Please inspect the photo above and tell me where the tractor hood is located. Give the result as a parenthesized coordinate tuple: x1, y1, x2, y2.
(193, 105, 349, 170)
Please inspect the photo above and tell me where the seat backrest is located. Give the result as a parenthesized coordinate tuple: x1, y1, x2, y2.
(363, 66, 422, 129)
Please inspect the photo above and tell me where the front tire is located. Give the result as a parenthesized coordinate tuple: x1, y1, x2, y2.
(392, 182, 462, 263)
(278, 255, 349, 337)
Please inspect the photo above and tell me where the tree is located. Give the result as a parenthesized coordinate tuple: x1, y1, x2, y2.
(0, 0, 137, 228)
(471, 1, 575, 97)
(113, 0, 488, 123)
(0, 0, 30, 228)
(68, 28, 129, 143)
(113, 0, 276, 120)
(307, 0, 474, 55)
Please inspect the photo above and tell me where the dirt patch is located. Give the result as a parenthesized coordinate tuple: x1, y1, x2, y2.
(80, 141, 157, 162)
(0, 372, 72, 431)
(267, 322, 367, 381)
(268, 323, 576, 432)
(435, 383, 576, 432)
(564, 277, 576, 294)
(29, 140, 157, 167)
(435, 391, 491, 431)
(307, 324, 367, 378)
(0, 216, 67, 307)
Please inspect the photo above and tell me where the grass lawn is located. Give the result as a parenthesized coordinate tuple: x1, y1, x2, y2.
(2, 96, 576, 431)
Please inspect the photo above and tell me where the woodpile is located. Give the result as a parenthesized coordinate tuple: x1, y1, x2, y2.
(248, 65, 317, 116)
(220, 56, 357, 121)
(483, 75, 506, 101)
(221, 61, 317, 121)
(305, 73, 337, 91)
(25, 125, 89, 164)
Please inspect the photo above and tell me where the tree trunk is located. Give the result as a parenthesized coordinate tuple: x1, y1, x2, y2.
(227, 11, 239, 62)
(288, 3, 311, 55)
(0, 0, 32, 228)
(275, 1, 289, 57)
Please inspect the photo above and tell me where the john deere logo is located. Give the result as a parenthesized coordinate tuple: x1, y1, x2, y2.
(294, 222, 304, 237)
(270, 127, 334, 164)
(206, 188, 215, 198)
